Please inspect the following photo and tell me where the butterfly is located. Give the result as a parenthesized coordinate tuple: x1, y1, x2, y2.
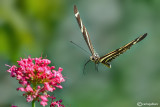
(74, 5, 147, 70)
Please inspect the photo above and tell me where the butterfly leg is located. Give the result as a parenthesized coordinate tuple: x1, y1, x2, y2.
(83, 60, 91, 74)
(95, 63, 99, 72)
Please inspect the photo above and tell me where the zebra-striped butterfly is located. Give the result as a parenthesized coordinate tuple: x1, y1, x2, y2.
(74, 5, 147, 69)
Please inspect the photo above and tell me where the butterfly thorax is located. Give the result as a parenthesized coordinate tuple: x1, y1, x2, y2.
(90, 53, 100, 64)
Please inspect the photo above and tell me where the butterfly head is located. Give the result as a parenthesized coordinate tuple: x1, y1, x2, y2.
(90, 54, 100, 64)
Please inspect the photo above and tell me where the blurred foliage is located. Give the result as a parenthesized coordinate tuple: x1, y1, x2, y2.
(0, 0, 68, 62)
(0, 0, 160, 107)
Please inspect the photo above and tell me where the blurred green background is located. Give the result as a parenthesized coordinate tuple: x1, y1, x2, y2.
(0, 0, 160, 107)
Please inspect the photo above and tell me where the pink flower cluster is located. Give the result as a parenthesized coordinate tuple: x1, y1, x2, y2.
(11, 105, 17, 107)
(7, 56, 65, 107)
(50, 96, 65, 107)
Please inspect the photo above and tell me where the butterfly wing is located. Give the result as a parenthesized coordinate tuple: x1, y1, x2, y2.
(99, 33, 147, 68)
(74, 5, 96, 56)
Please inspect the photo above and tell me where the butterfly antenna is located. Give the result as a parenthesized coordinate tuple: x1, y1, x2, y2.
(83, 60, 90, 74)
(70, 41, 90, 55)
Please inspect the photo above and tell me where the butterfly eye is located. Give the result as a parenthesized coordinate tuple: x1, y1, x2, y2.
(91, 57, 95, 61)
(90, 56, 94, 61)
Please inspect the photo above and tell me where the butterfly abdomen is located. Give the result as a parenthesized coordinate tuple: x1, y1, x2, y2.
(101, 61, 111, 68)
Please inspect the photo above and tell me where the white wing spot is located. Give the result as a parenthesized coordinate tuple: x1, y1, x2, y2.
(85, 28, 92, 48)
(137, 38, 140, 42)
(75, 12, 79, 17)
(133, 41, 137, 44)
(80, 21, 83, 32)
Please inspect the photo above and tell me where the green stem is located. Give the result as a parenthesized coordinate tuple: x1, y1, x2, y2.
(32, 100, 35, 107)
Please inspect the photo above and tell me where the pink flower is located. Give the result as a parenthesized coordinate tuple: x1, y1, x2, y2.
(40, 95, 49, 106)
(6, 56, 65, 107)
(26, 95, 33, 102)
(26, 85, 33, 92)
(11, 105, 17, 107)
(44, 82, 54, 92)
(17, 87, 25, 91)
(50, 99, 65, 107)
(50, 95, 65, 107)
(40, 95, 48, 102)
(41, 101, 48, 107)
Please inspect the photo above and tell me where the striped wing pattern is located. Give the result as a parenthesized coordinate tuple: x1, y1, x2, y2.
(99, 33, 147, 66)
(74, 5, 96, 56)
